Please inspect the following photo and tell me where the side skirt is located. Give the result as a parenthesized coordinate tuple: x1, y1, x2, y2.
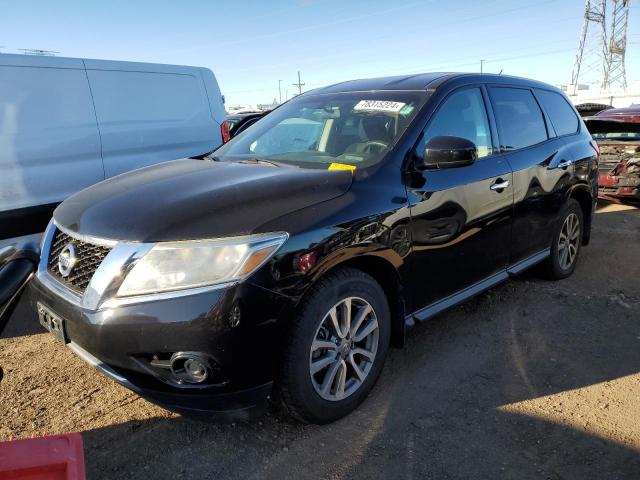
(407, 270, 508, 325)
(507, 248, 550, 277)
(405, 249, 550, 326)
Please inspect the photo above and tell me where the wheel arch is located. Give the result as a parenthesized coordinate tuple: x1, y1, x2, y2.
(569, 185, 594, 245)
(310, 254, 408, 348)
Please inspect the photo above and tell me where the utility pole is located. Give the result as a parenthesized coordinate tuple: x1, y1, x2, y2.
(278, 79, 283, 104)
(480, 59, 485, 73)
(292, 71, 305, 96)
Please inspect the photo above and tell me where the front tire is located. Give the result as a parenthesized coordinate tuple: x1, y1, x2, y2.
(279, 267, 390, 424)
(544, 198, 583, 279)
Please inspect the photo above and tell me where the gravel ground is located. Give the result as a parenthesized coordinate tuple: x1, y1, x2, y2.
(1, 201, 639, 479)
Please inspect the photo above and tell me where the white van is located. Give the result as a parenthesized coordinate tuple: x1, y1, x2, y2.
(0, 54, 226, 244)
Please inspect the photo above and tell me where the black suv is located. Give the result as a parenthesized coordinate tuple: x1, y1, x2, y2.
(24, 73, 598, 424)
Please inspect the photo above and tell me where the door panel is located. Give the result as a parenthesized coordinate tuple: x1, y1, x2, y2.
(406, 158, 513, 311)
(405, 85, 513, 313)
(488, 85, 575, 264)
(505, 139, 575, 263)
(0, 243, 39, 335)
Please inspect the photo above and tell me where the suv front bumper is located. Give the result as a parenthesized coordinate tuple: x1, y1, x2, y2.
(29, 273, 292, 419)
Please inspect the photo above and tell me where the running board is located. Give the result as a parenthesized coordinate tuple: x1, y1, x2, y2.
(507, 248, 550, 276)
(405, 249, 549, 326)
(407, 270, 509, 325)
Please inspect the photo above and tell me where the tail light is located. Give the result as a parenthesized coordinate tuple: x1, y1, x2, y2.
(220, 120, 231, 144)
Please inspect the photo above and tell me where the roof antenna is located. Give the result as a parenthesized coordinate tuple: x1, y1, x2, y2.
(498, 69, 503, 75)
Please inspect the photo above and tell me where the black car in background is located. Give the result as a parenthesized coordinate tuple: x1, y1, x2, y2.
(221, 111, 269, 143)
(16, 73, 597, 424)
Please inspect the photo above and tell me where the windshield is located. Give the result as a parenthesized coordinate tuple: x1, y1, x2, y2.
(213, 91, 429, 169)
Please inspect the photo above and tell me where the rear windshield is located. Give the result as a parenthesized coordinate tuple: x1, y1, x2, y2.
(212, 91, 429, 169)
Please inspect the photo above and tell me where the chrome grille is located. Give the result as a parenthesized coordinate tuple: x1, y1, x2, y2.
(47, 228, 111, 293)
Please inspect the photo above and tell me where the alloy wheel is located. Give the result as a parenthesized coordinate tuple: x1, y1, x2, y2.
(309, 297, 379, 401)
(558, 212, 580, 270)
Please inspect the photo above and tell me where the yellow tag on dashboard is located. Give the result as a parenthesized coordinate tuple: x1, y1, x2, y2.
(328, 163, 356, 171)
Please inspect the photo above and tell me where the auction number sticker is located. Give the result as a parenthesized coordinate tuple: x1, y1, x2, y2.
(353, 100, 406, 113)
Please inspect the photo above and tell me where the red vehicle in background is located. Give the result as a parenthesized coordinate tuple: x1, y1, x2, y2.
(585, 105, 640, 203)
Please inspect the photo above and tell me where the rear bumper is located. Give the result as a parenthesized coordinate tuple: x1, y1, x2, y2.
(598, 173, 640, 199)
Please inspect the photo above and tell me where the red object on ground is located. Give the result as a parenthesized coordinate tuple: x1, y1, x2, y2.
(0, 433, 85, 480)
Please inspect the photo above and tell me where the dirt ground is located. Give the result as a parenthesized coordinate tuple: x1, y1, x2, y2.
(1, 201, 639, 479)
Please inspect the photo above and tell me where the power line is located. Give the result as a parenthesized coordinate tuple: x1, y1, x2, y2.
(223, 45, 576, 96)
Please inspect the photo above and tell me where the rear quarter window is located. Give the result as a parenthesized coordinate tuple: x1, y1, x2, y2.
(489, 87, 548, 150)
(535, 89, 579, 136)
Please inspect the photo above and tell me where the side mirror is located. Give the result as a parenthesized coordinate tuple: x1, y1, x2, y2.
(420, 136, 477, 169)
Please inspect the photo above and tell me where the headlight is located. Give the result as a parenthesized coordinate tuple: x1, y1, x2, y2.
(117, 232, 288, 297)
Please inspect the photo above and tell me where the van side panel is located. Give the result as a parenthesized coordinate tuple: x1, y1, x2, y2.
(85, 61, 219, 177)
(0, 62, 104, 216)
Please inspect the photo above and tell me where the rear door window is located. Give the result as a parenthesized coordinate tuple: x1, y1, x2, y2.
(535, 89, 579, 136)
(489, 87, 548, 150)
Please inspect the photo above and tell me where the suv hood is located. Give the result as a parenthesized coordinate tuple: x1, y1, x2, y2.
(54, 159, 353, 242)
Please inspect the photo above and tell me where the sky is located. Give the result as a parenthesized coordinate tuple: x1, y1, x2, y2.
(1, 0, 638, 106)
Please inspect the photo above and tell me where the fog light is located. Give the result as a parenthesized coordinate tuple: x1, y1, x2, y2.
(170, 352, 211, 384)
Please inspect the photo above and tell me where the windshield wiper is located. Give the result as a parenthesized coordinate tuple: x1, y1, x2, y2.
(238, 158, 290, 168)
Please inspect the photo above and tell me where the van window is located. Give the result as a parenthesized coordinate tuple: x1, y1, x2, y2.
(490, 87, 548, 150)
(535, 89, 579, 136)
(419, 88, 492, 158)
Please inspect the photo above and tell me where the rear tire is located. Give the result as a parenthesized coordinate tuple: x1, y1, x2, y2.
(544, 198, 583, 280)
(279, 267, 390, 424)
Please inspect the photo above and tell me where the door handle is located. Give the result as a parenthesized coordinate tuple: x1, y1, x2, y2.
(490, 179, 510, 191)
(557, 159, 572, 168)
(548, 159, 572, 170)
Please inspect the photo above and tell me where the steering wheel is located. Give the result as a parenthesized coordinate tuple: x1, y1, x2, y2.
(360, 140, 388, 154)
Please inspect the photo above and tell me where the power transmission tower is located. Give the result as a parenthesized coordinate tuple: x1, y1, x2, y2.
(292, 71, 305, 95)
(602, 0, 630, 91)
(571, 0, 608, 95)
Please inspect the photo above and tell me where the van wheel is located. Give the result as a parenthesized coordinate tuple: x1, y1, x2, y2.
(280, 267, 390, 424)
(544, 198, 583, 280)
